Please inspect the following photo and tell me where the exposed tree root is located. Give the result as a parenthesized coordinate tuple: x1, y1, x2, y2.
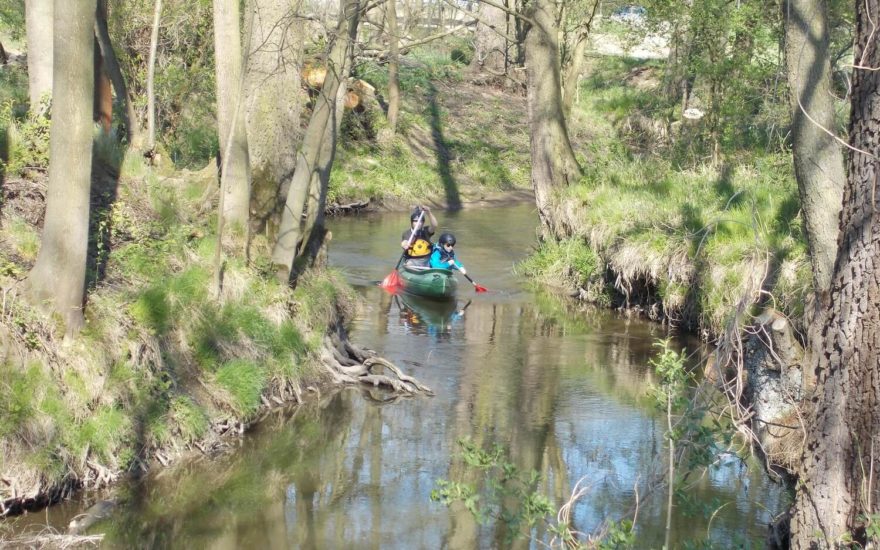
(321, 332, 434, 397)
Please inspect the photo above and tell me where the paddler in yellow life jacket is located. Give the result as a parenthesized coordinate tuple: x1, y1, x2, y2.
(401, 205, 438, 266)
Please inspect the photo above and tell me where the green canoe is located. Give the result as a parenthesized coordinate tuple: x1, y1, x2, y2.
(398, 265, 458, 300)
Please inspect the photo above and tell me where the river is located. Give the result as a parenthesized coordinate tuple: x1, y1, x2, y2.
(10, 203, 784, 548)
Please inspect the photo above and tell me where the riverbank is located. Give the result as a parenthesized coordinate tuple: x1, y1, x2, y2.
(520, 56, 809, 342)
(328, 56, 532, 210)
(0, 152, 438, 517)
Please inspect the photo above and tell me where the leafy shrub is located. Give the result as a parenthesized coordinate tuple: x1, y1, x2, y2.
(450, 47, 473, 65)
(0, 101, 51, 177)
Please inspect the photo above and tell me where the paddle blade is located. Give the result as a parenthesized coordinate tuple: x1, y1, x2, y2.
(473, 283, 488, 293)
(380, 270, 401, 289)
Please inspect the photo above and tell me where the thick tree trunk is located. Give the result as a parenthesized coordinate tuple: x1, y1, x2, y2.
(271, 0, 359, 281)
(469, 0, 508, 75)
(244, 0, 306, 236)
(214, 0, 252, 230)
(25, 0, 53, 112)
(790, 1, 880, 546)
(27, 0, 97, 336)
(524, 0, 581, 240)
(783, 0, 845, 297)
(146, 0, 162, 151)
(385, 0, 400, 132)
(95, 0, 142, 145)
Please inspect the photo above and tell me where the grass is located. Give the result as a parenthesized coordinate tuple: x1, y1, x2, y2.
(524, 56, 811, 338)
(329, 46, 531, 206)
(0, 152, 358, 508)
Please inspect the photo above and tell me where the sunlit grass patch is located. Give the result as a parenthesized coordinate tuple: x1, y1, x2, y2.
(4, 217, 39, 260)
(215, 360, 266, 417)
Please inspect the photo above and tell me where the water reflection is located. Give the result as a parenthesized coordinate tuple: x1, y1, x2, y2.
(393, 292, 470, 341)
(13, 205, 783, 548)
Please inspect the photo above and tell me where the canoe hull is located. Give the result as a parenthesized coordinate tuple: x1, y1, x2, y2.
(398, 266, 458, 300)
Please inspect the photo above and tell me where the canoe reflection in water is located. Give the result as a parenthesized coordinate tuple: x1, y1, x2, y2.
(394, 293, 472, 341)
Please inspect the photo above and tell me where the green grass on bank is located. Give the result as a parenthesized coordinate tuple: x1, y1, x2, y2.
(522, 57, 811, 338)
(0, 145, 356, 499)
(328, 45, 531, 206)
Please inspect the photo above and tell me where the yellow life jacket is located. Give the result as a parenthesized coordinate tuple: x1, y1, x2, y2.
(408, 238, 432, 258)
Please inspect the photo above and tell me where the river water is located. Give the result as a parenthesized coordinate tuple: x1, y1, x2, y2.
(11, 204, 784, 548)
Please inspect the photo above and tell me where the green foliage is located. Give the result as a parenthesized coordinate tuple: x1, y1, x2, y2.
(0, 61, 27, 109)
(632, 0, 790, 158)
(598, 520, 636, 549)
(451, 46, 473, 65)
(432, 439, 555, 544)
(0, 363, 40, 438)
(0, 101, 51, 177)
(0, 1, 25, 40)
(109, 0, 217, 168)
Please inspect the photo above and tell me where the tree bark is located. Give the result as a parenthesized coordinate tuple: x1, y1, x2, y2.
(523, 0, 581, 240)
(146, 0, 162, 151)
(25, 0, 53, 112)
(560, 0, 599, 118)
(214, 0, 252, 230)
(790, 1, 880, 546)
(469, 0, 508, 76)
(94, 40, 113, 134)
(27, 0, 97, 336)
(271, 0, 360, 281)
(385, 0, 400, 132)
(244, 0, 306, 236)
(783, 0, 845, 298)
(94, 0, 142, 146)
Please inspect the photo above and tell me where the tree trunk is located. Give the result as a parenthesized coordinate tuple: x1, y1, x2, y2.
(214, 0, 252, 230)
(244, 0, 306, 236)
(783, 0, 845, 297)
(146, 0, 162, 151)
(25, 0, 53, 112)
(95, 0, 142, 146)
(524, 0, 581, 240)
(271, 0, 360, 281)
(790, 1, 880, 546)
(298, 79, 347, 263)
(560, 1, 598, 118)
(27, 0, 97, 336)
(94, 41, 113, 134)
(470, 0, 508, 76)
(385, 0, 400, 132)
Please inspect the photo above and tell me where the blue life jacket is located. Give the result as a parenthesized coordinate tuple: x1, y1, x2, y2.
(430, 244, 463, 270)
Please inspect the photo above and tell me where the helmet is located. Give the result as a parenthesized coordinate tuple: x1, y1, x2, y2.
(438, 233, 456, 246)
(410, 207, 422, 222)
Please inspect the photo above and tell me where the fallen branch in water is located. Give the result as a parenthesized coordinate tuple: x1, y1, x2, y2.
(321, 332, 434, 396)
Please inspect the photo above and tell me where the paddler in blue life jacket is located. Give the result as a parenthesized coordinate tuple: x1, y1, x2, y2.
(429, 233, 467, 275)
(401, 205, 437, 266)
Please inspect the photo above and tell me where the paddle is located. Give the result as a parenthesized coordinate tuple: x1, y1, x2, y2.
(462, 272, 488, 293)
(380, 210, 425, 289)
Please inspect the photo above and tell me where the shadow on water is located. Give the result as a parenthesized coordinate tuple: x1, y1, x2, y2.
(426, 83, 462, 211)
